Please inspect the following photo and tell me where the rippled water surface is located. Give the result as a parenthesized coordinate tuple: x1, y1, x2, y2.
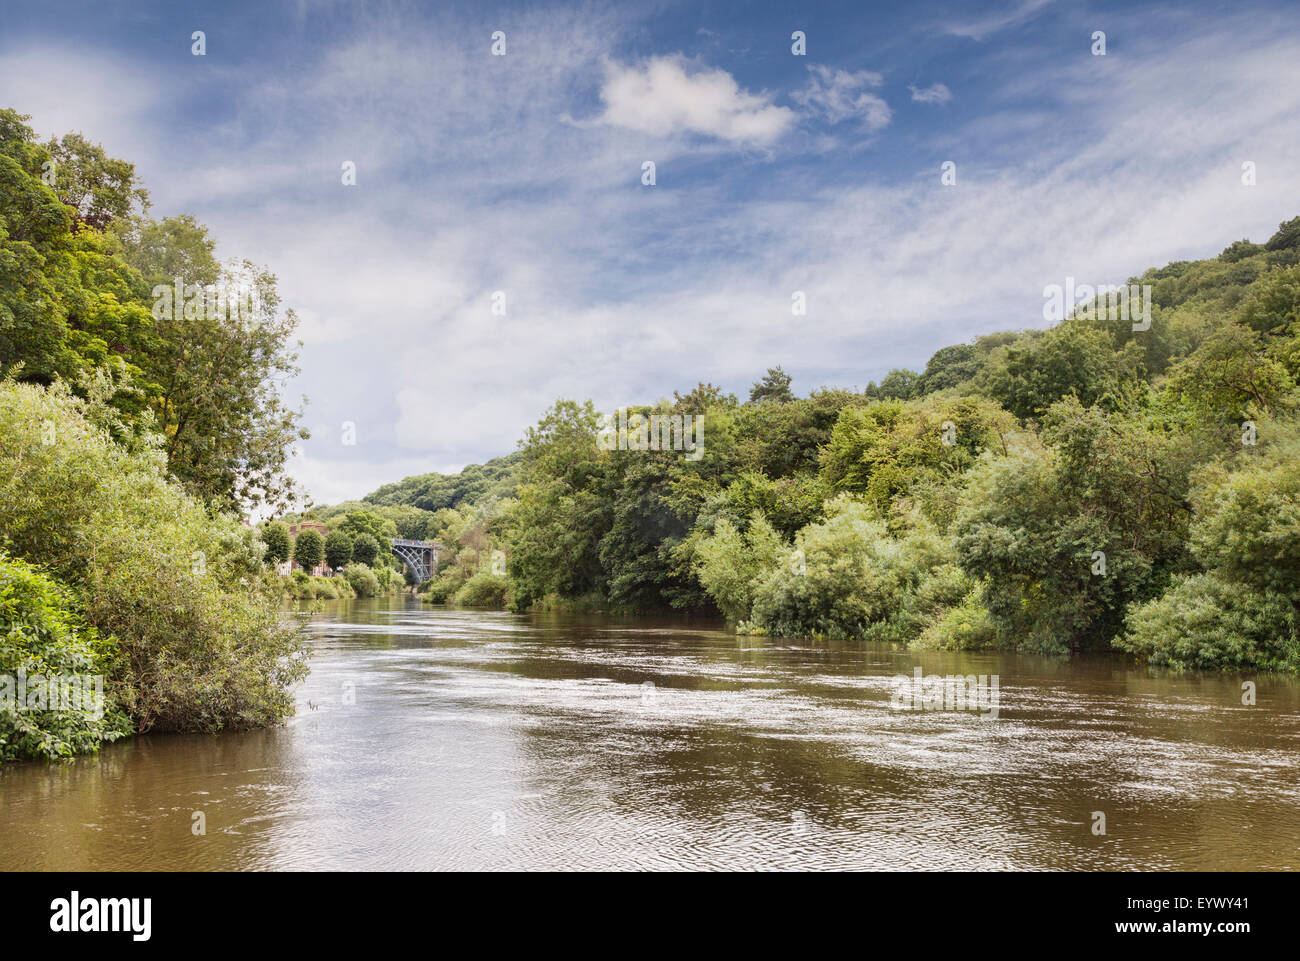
(4, 597, 1299, 870)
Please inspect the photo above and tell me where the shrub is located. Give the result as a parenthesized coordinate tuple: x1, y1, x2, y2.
(0, 554, 132, 760)
(285, 571, 315, 600)
(1118, 574, 1300, 671)
(866, 562, 974, 645)
(373, 563, 400, 594)
(913, 587, 998, 650)
(344, 563, 380, 598)
(421, 577, 458, 603)
(748, 497, 954, 640)
(421, 560, 472, 604)
(452, 572, 509, 607)
(316, 576, 354, 600)
(693, 513, 784, 621)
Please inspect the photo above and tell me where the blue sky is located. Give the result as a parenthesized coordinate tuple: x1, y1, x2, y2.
(2, 0, 1297, 506)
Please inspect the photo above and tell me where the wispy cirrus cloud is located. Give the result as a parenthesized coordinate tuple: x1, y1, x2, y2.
(791, 65, 892, 131)
(909, 82, 952, 104)
(943, 0, 1055, 41)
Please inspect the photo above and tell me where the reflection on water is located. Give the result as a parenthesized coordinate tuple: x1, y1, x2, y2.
(3, 597, 1298, 870)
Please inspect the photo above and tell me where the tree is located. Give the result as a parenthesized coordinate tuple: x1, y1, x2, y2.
(0, 111, 308, 515)
(505, 400, 612, 609)
(1188, 433, 1300, 602)
(725, 471, 823, 538)
(336, 509, 397, 545)
(262, 522, 291, 564)
(819, 395, 1014, 516)
(0, 110, 150, 387)
(324, 530, 354, 570)
(672, 382, 737, 413)
(867, 368, 921, 400)
(954, 398, 1201, 654)
(1265, 216, 1300, 252)
(1219, 239, 1264, 263)
(136, 259, 309, 513)
(919, 344, 981, 392)
(293, 529, 324, 571)
(1165, 324, 1292, 421)
(352, 532, 381, 566)
(733, 388, 864, 479)
(1236, 265, 1300, 336)
(118, 214, 219, 285)
(42, 129, 149, 231)
(749, 366, 794, 404)
(980, 324, 1143, 421)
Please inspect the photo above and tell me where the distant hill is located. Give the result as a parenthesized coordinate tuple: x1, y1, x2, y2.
(362, 450, 523, 513)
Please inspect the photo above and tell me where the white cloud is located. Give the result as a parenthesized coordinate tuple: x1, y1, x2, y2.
(792, 66, 892, 131)
(909, 82, 953, 105)
(598, 55, 796, 144)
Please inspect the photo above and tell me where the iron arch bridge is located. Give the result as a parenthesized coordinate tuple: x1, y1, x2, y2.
(390, 538, 440, 583)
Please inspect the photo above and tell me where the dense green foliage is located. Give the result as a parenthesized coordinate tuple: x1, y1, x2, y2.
(285, 570, 355, 601)
(0, 107, 316, 761)
(451, 572, 509, 607)
(0, 107, 307, 515)
(365, 452, 521, 513)
(0, 553, 131, 760)
(0, 380, 308, 739)
(343, 563, 381, 598)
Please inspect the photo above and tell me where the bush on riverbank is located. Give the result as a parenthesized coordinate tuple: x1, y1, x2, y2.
(1118, 573, 1299, 671)
(418, 569, 510, 607)
(284, 570, 356, 600)
(452, 572, 509, 607)
(0, 380, 309, 736)
(344, 563, 381, 598)
(1116, 427, 1300, 670)
(418, 568, 462, 604)
(0, 553, 132, 760)
(736, 498, 965, 643)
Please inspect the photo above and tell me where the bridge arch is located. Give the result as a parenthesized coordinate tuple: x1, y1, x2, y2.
(390, 539, 440, 583)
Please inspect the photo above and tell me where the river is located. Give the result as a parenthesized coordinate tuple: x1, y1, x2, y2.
(3, 596, 1298, 870)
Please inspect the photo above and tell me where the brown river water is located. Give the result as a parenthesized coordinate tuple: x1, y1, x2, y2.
(2, 596, 1298, 871)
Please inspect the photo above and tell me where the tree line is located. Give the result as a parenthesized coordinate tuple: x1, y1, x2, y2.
(336, 216, 1300, 672)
